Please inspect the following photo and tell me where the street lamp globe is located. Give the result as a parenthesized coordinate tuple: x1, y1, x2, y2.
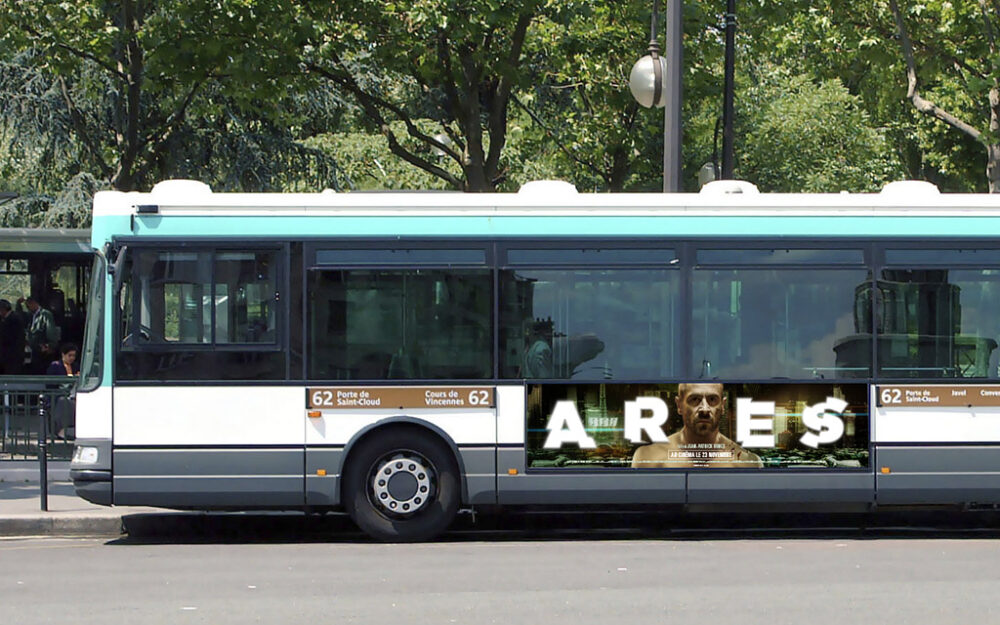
(431, 133, 452, 157)
(629, 54, 668, 109)
(698, 162, 718, 188)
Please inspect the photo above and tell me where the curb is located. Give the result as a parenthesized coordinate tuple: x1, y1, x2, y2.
(0, 515, 124, 537)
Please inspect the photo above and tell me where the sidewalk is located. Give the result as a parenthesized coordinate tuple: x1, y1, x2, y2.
(0, 461, 164, 537)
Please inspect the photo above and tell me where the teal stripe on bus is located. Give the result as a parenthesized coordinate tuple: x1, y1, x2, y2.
(94, 215, 1000, 240)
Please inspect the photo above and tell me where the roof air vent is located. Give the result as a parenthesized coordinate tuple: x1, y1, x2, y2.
(517, 180, 578, 196)
(150, 180, 212, 199)
(699, 180, 760, 195)
(880, 180, 940, 195)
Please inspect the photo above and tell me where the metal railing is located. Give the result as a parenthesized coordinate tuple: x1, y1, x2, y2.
(0, 376, 78, 511)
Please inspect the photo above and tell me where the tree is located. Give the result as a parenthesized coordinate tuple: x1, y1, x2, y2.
(739, 72, 904, 192)
(0, 0, 319, 193)
(301, 0, 568, 192)
(888, 0, 1000, 192)
(512, 1, 658, 192)
(0, 173, 98, 229)
(306, 122, 459, 191)
(502, 0, 768, 192)
(740, 0, 997, 192)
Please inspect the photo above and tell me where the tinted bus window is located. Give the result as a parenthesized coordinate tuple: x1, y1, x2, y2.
(885, 249, 1000, 266)
(877, 267, 1000, 378)
(116, 248, 284, 381)
(214, 251, 278, 344)
(506, 248, 676, 266)
(697, 248, 864, 265)
(692, 268, 871, 379)
(124, 250, 278, 345)
(308, 268, 492, 380)
(499, 269, 680, 380)
(316, 249, 486, 266)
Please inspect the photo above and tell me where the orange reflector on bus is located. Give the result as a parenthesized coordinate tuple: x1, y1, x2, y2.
(307, 411, 322, 418)
(881, 467, 891, 474)
(317, 469, 327, 476)
(508, 468, 518, 475)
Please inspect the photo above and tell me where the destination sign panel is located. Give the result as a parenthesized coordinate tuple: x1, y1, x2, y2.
(308, 386, 495, 410)
(877, 385, 1000, 407)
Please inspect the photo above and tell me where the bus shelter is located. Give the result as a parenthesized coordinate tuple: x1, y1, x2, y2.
(0, 228, 91, 461)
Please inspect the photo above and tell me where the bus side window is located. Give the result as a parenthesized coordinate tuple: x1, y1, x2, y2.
(877, 259, 1000, 379)
(116, 247, 285, 382)
(307, 267, 492, 381)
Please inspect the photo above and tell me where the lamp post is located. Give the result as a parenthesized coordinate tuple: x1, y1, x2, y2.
(721, 0, 736, 179)
(629, 0, 682, 192)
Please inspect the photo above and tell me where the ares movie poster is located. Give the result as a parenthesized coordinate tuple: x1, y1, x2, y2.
(526, 383, 869, 470)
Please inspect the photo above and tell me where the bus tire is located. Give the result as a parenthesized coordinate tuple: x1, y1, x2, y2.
(342, 429, 460, 542)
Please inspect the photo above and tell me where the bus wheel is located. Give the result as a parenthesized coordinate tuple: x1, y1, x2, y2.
(343, 429, 460, 542)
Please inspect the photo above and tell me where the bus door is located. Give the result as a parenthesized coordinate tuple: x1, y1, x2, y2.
(111, 245, 304, 508)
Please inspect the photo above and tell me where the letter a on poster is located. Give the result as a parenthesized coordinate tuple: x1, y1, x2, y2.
(543, 401, 597, 449)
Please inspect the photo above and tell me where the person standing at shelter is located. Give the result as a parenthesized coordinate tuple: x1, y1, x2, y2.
(0, 299, 26, 374)
(46, 342, 79, 440)
(19, 296, 60, 374)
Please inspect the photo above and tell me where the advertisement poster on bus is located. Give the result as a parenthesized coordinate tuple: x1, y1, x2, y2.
(526, 383, 869, 469)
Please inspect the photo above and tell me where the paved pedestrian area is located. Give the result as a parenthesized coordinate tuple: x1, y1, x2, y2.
(0, 461, 162, 536)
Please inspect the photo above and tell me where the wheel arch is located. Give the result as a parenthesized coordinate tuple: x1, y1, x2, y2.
(340, 416, 470, 505)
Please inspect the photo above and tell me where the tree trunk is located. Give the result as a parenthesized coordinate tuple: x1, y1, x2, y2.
(990, 86, 999, 193)
(608, 145, 629, 192)
(988, 144, 999, 194)
(112, 0, 143, 192)
(891, 0, 998, 192)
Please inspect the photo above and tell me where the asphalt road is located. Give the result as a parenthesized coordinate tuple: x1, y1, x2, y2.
(3, 514, 1000, 625)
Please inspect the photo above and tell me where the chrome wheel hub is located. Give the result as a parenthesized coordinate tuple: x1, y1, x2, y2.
(370, 452, 434, 516)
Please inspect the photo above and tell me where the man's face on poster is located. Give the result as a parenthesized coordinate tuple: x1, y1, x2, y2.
(676, 383, 724, 438)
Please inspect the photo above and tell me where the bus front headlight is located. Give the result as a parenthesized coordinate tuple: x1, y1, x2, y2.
(72, 446, 99, 464)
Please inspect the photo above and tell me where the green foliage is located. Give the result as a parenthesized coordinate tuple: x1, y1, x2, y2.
(0, 0, 320, 193)
(307, 125, 457, 191)
(741, 0, 998, 191)
(0, 1, 348, 221)
(0, 51, 81, 195)
(739, 73, 905, 192)
(39, 172, 103, 227)
(0, 173, 100, 228)
(306, 115, 565, 191)
(1, 0, 997, 205)
(303, 0, 565, 190)
(515, 1, 661, 191)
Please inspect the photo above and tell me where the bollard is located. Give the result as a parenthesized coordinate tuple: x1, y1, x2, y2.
(38, 392, 48, 511)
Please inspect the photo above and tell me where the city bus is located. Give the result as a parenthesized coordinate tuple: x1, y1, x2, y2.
(70, 178, 1000, 541)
